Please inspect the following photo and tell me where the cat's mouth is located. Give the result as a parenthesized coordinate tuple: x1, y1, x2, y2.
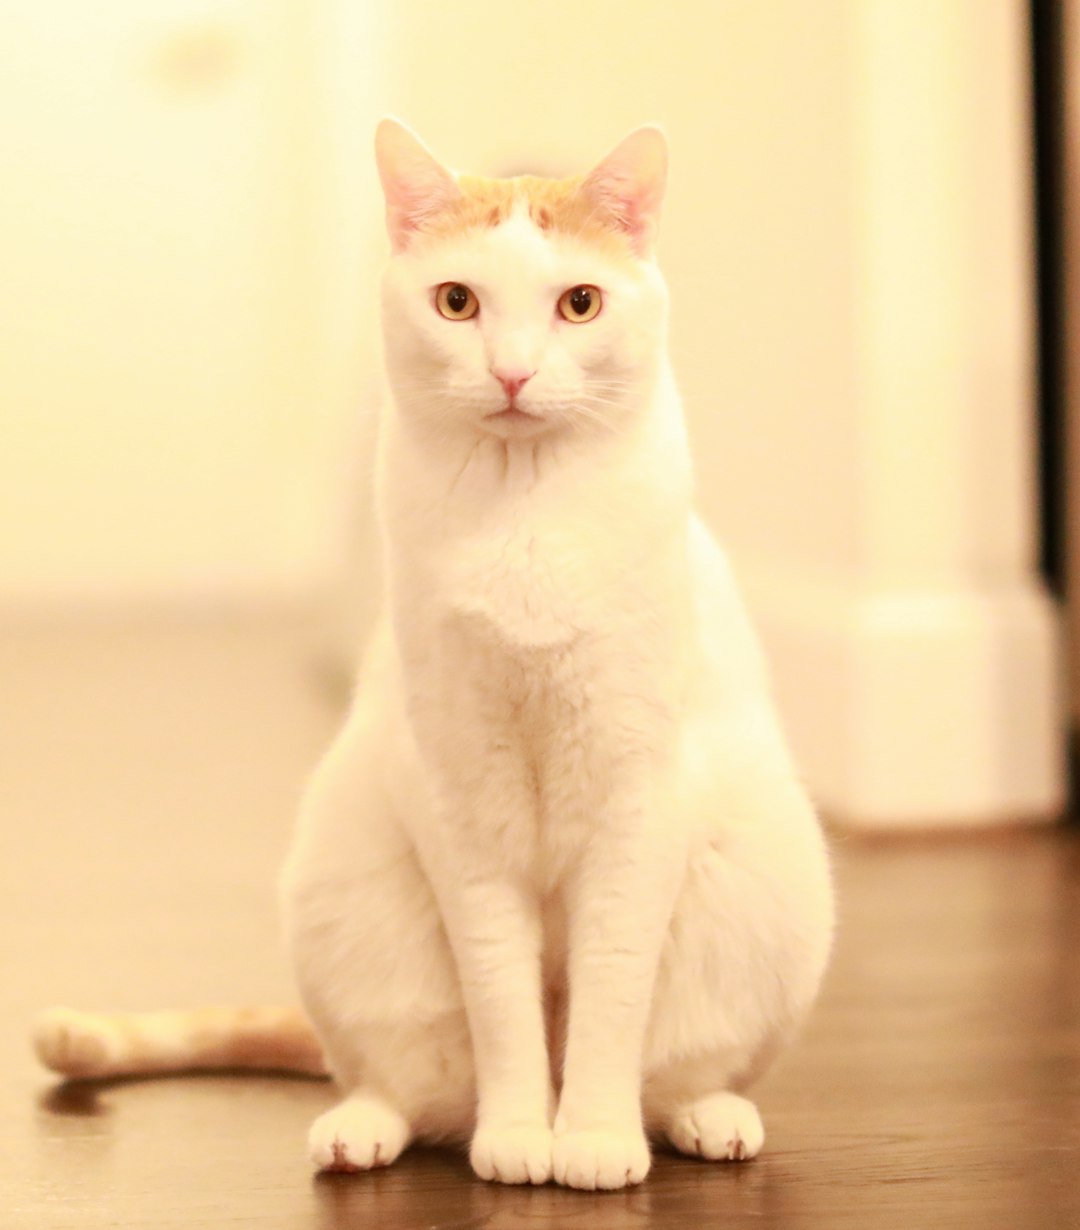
(482, 406, 548, 435)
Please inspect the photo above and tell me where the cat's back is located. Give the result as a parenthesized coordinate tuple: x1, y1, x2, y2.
(686, 513, 772, 684)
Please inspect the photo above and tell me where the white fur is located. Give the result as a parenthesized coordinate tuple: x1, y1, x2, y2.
(281, 123, 833, 1191)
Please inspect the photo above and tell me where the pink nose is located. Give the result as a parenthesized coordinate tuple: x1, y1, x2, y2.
(492, 368, 535, 400)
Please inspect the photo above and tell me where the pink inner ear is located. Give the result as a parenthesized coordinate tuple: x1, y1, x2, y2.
(581, 127, 667, 254)
(384, 179, 456, 252)
(376, 120, 461, 252)
(383, 169, 460, 250)
(592, 173, 653, 237)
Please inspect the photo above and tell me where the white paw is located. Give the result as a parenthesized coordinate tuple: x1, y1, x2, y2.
(667, 1091, 764, 1161)
(33, 1008, 119, 1078)
(308, 1095, 409, 1173)
(552, 1128, 651, 1190)
(470, 1123, 553, 1185)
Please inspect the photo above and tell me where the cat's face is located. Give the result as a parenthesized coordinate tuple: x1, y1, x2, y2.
(375, 122, 669, 441)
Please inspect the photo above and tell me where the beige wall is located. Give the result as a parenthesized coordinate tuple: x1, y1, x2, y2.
(2, 1, 1058, 823)
(1, 1, 336, 605)
(1, 0, 1028, 601)
(1, 0, 870, 607)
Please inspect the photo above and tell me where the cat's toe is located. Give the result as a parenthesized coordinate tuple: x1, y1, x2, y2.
(470, 1123, 553, 1185)
(308, 1094, 409, 1173)
(33, 1008, 117, 1078)
(552, 1127, 651, 1191)
(666, 1091, 764, 1161)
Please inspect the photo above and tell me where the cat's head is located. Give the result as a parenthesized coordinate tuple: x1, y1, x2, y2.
(375, 120, 669, 441)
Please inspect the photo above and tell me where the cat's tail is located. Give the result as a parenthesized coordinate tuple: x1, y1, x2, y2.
(32, 1005, 328, 1081)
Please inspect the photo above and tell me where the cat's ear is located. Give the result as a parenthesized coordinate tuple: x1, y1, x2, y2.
(580, 126, 668, 255)
(375, 119, 461, 253)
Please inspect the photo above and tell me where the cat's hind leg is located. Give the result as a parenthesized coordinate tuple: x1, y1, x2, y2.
(666, 1090, 765, 1161)
(304, 1009, 477, 1174)
(282, 699, 479, 1173)
(644, 1052, 766, 1162)
(641, 750, 832, 1165)
(308, 1090, 410, 1172)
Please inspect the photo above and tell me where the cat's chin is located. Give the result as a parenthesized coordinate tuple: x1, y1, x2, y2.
(481, 407, 551, 438)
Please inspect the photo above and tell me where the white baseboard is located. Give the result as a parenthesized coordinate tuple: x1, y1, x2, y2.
(743, 567, 1066, 829)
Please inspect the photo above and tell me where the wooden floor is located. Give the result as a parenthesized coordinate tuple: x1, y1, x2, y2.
(3, 614, 1079, 1229)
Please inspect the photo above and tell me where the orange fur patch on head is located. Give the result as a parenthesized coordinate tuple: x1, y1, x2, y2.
(420, 173, 636, 258)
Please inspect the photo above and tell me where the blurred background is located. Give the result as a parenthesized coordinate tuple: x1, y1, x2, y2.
(2, 0, 1077, 830)
(6, 10, 1080, 1224)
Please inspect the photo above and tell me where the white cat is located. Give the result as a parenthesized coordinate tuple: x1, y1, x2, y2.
(34, 120, 833, 1192)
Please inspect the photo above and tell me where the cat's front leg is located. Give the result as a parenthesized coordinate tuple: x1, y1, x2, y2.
(553, 798, 684, 1191)
(421, 814, 555, 1185)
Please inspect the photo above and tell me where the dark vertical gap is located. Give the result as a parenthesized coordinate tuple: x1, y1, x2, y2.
(1031, 0, 1065, 592)
(1029, 0, 1077, 820)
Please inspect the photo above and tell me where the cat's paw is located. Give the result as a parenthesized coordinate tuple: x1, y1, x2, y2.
(552, 1127, 651, 1190)
(470, 1123, 554, 1185)
(308, 1094, 409, 1173)
(33, 1008, 119, 1078)
(666, 1091, 764, 1161)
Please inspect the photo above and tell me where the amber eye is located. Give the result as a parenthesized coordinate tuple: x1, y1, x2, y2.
(435, 283, 479, 320)
(557, 285, 602, 323)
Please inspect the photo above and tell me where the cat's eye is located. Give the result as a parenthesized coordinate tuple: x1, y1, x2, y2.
(435, 283, 479, 320)
(557, 285, 602, 323)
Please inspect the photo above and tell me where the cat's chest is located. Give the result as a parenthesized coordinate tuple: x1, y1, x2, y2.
(436, 520, 598, 649)
(392, 436, 637, 647)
